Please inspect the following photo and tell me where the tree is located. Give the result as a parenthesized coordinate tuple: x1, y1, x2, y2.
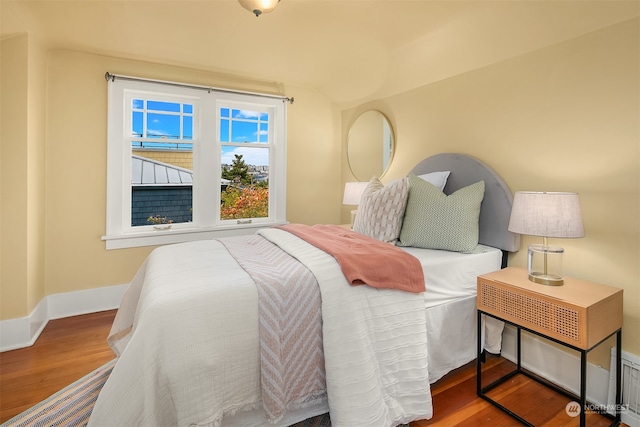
(220, 186, 268, 219)
(222, 154, 250, 185)
(220, 153, 269, 219)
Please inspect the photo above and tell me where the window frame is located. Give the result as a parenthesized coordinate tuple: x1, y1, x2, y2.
(103, 78, 287, 250)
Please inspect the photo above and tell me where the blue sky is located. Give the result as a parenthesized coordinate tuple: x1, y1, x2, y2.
(132, 100, 270, 166)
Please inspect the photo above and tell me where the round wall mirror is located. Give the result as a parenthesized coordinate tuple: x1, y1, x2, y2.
(347, 111, 394, 181)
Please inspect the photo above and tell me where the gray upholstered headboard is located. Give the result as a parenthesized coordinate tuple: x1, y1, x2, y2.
(410, 153, 520, 253)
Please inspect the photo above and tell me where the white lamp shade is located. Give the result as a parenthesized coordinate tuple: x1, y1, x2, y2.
(508, 191, 585, 239)
(238, 0, 280, 16)
(342, 182, 368, 205)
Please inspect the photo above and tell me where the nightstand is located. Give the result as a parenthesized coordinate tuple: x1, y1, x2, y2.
(476, 267, 623, 427)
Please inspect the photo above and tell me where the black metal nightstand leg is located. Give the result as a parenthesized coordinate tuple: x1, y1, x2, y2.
(615, 329, 622, 426)
(516, 327, 521, 371)
(580, 350, 587, 427)
(477, 310, 483, 395)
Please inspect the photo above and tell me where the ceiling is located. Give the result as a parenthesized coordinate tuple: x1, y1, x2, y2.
(2, 0, 638, 107)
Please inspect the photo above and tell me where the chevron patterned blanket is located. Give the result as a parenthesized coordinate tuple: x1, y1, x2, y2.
(220, 235, 326, 423)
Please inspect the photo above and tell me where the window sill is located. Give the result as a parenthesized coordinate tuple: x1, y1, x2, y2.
(102, 222, 288, 250)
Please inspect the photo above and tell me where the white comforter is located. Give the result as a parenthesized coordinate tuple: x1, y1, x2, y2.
(89, 229, 432, 427)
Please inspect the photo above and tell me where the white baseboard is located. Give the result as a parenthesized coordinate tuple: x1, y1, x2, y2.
(0, 284, 128, 352)
(501, 324, 611, 406)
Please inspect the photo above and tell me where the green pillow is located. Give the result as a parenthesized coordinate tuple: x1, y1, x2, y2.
(398, 175, 485, 253)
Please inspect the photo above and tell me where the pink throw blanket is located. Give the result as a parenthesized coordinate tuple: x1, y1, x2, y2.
(278, 224, 425, 293)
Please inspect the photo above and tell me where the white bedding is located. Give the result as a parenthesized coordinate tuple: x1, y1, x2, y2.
(89, 230, 433, 427)
(90, 232, 502, 427)
(399, 244, 502, 308)
(89, 240, 263, 427)
(403, 244, 505, 382)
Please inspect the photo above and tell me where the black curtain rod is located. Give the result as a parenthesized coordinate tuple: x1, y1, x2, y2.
(104, 72, 294, 104)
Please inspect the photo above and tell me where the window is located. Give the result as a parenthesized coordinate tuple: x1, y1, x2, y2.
(103, 78, 287, 249)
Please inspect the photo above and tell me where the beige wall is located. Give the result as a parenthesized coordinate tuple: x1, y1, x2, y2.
(1, 35, 29, 319)
(1, 49, 341, 319)
(26, 35, 47, 320)
(342, 18, 639, 363)
(1, 34, 47, 319)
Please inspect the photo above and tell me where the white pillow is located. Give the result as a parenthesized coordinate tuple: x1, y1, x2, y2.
(353, 177, 409, 244)
(417, 171, 450, 191)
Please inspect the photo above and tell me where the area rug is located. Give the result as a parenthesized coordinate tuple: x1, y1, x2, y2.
(2, 359, 330, 427)
(1, 360, 117, 427)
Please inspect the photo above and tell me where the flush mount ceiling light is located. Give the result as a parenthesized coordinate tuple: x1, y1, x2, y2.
(238, 0, 281, 17)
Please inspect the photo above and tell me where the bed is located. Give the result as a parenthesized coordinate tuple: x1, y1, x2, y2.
(89, 153, 520, 427)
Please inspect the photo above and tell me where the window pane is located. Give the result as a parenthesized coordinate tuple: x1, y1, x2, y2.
(231, 120, 259, 143)
(147, 100, 181, 112)
(132, 99, 193, 140)
(220, 118, 230, 142)
(132, 111, 143, 137)
(147, 113, 181, 139)
(219, 108, 269, 144)
(232, 109, 256, 119)
(259, 122, 268, 143)
(131, 153, 193, 227)
(131, 97, 194, 227)
(220, 146, 269, 220)
(183, 116, 193, 140)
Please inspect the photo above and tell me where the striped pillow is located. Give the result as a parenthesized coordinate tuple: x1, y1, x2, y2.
(353, 177, 409, 244)
(398, 175, 485, 253)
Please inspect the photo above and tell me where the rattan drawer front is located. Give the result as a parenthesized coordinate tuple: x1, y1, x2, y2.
(479, 281, 581, 344)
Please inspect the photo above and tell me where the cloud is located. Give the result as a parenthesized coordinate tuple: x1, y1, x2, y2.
(147, 129, 172, 137)
(234, 109, 262, 119)
(221, 146, 269, 166)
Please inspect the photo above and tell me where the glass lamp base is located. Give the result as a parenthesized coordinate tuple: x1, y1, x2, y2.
(527, 244, 564, 286)
(529, 271, 564, 286)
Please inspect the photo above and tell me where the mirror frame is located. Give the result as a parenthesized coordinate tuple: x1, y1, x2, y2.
(347, 110, 395, 181)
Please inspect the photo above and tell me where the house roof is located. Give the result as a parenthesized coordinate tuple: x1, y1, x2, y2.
(131, 155, 193, 186)
(131, 156, 233, 187)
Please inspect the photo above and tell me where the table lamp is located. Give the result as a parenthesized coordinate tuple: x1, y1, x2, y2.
(342, 182, 368, 226)
(508, 191, 585, 286)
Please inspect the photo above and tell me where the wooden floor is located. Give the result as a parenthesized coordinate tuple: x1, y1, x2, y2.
(0, 310, 117, 423)
(415, 355, 622, 427)
(0, 310, 622, 426)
